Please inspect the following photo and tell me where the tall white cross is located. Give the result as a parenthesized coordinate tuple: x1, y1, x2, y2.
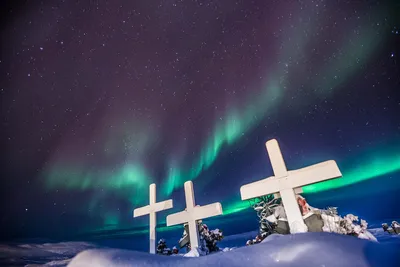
(240, 139, 342, 233)
(166, 181, 223, 250)
(133, 183, 173, 254)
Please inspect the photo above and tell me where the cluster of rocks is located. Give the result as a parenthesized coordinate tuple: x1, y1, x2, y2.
(246, 233, 265, 246)
(156, 239, 179, 255)
(179, 220, 223, 255)
(382, 221, 400, 235)
(245, 194, 377, 245)
(157, 220, 224, 256)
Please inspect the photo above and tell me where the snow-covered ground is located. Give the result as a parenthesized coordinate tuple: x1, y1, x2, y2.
(68, 232, 400, 267)
(0, 241, 96, 266)
(1, 228, 399, 267)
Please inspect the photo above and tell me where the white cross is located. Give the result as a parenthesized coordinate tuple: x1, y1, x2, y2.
(133, 183, 173, 254)
(166, 181, 223, 249)
(240, 139, 342, 233)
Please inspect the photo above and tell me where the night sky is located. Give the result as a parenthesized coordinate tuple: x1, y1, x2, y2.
(1, 0, 399, 242)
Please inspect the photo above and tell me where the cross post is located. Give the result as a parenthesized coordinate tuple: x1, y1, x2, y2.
(166, 181, 223, 250)
(133, 183, 173, 254)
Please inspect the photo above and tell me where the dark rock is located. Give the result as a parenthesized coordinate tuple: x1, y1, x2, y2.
(393, 222, 400, 234)
(304, 213, 324, 232)
(275, 219, 290, 234)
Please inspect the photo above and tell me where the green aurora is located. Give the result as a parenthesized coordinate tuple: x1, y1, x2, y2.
(40, 5, 398, 233)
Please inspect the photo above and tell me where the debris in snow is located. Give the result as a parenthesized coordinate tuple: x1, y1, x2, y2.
(245, 194, 377, 245)
(382, 221, 400, 235)
(179, 220, 223, 256)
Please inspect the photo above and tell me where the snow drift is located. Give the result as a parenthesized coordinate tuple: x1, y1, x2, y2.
(0, 241, 96, 266)
(68, 232, 400, 267)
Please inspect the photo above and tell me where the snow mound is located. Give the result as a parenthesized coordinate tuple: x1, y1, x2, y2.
(183, 247, 206, 257)
(0, 241, 96, 266)
(261, 233, 284, 243)
(68, 232, 400, 267)
(19, 241, 97, 255)
(222, 247, 236, 252)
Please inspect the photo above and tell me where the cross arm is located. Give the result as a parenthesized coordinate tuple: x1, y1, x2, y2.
(240, 175, 280, 200)
(152, 199, 173, 212)
(133, 199, 173, 218)
(166, 203, 223, 226)
(193, 203, 223, 221)
(166, 210, 188, 226)
(133, 205, 151, 218)
(274, 187, 302, 199)
(288, 160, 342, 189)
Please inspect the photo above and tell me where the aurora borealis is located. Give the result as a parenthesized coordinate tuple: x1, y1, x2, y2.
(1, 0, 399, 241)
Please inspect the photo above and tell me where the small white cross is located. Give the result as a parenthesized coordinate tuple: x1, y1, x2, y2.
(166, 181, 223, 249)
(133, 183, 173, 254)
(240, 139, 342, 233)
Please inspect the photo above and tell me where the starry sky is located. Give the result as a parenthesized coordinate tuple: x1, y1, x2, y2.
(1, 0, 399, 242)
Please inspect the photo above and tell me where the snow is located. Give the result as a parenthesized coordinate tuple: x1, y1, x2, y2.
(322, 213, 342, 232)
(67, 232, 400, 267)
(221, 247, 235, 252)
(261, 233, 284, 243)
(0, 241, 96, 266)
(1, 228, 399, 266)
(183, 247, 204, 257)
(318, 213, 378, 242)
